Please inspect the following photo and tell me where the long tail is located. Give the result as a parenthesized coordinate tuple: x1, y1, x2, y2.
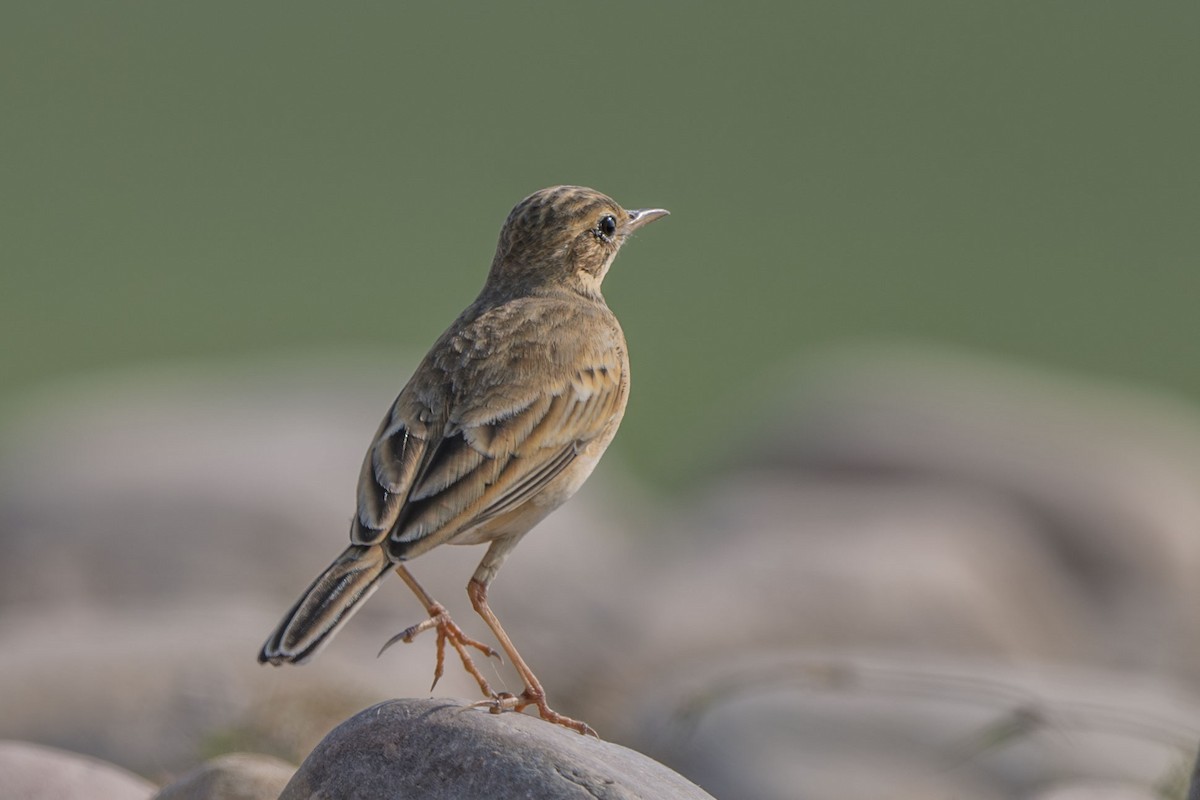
(259, 543, 392, 665)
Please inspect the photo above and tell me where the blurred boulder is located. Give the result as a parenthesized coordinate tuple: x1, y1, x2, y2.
(153, 752, 295, 800)
(1031, 784, 1160, 800)
(0, 602, 382, 776)
(0, 740, 155, 800)
(731, 346, 1200, 678)
(621, 651, 1198, 800)
(6, 346, 1200, 797)
(0, 354, 406, 609)
(632, 476, 1096, 669)
(279, 698, 715, 800)
(585, 347, 1200, 798)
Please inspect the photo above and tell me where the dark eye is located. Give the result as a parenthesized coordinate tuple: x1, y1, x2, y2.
(597, 215, 617, 238)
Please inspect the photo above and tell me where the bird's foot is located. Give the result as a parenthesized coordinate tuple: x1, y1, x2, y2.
(471, 686, 598, 737)
(379, 602, 499, 695)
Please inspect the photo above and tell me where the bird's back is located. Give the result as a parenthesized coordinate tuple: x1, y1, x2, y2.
(353, 291, 629, 561)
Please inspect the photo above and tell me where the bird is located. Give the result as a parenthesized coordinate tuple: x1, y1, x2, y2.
(258, 185, 668, 735)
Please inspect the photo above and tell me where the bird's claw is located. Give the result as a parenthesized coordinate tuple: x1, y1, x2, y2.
(378, 603, 499, 695)
(471, 691, 520, 715)
(470, 688, 597, 736)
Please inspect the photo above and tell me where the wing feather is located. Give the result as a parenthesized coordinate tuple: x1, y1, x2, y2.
(350, 298, 627, 558)
(388, 358, 623, 553)
(470, 444, 578, 526)
(408, 435, 488, 502)
(352, 405, 432, 544)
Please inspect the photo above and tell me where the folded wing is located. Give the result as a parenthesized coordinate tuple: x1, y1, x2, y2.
(350, 343, 625, 558)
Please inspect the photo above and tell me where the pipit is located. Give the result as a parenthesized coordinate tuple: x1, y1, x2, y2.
(259, 185, 668, 735)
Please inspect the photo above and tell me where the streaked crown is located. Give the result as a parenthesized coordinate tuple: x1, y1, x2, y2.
(486, 185, 668, 297)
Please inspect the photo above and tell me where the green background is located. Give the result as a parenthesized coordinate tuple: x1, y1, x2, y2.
(3, 3, 1197, 486)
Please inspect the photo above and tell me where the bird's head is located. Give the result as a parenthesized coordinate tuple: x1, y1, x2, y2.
(486, 185, 668, 299)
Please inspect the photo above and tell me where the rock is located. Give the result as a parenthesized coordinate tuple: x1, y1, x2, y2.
(8, 348, 1200, 796)
(0, 740, 155, 800)
(0, 354, 408, 611)
(741, 347, 1200, 678)
(279, 698, 715, 800)
(638, 475, 1096, 664)
(154, 753, 296, 800)
(0, 602, 394, 775)
(621, 651, 1199, 800)
(1030, 783, 1159, 800)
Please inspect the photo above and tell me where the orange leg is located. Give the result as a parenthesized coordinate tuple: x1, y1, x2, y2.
(467, 577, 597, 737)
(378, 565, 499, 696)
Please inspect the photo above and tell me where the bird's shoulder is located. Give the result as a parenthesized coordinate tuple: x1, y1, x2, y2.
(449, 293, 623, 361)
(419, 292, 620, 388)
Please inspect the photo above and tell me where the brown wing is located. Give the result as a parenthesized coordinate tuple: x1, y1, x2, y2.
(349, 397, 436, 545)
(349, 298, 627, 558)
(390, 348, 626, 554)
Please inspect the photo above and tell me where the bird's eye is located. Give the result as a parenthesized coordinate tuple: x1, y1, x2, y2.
(597, 215, 617, 238)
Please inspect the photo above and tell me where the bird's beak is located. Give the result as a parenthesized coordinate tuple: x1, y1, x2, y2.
(624, 207, 670, 233)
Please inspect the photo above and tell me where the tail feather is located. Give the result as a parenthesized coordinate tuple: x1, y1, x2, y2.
(259, 544, 392, 665)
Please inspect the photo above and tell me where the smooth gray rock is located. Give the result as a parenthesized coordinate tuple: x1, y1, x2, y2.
(1030, 784, 1158, 800)
(279, 698, 716, 800)
(0, 740, 155, 800)
(743, 348, 1200, 678)
(154, 753, 296, 800)
(623, 651, 1200, 800)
